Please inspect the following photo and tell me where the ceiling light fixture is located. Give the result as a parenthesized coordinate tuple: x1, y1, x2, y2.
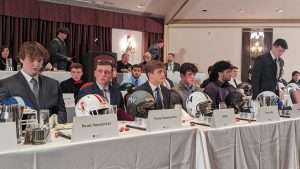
(276, 8, 284, 13)
(137, 5, 145, 9)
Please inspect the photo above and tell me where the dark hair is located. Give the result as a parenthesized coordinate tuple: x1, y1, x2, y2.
(208, 65, 213, 74)
(56, 27, 70, 36)
(121, 53, 129, 58)
(144, 60, 164, 74)
(232, 66, 238, 70)
(132, 64, 142, 69)
(273, 38, 288, 49)
(94, 60, 114, 71)
(180, 63, 198, 75)
(292, 70, 300, 77)
(0, 45, 9, 53)
(70, 62, 83, 70)
(209, 60, 233, 81)
(18, 41, 49, 61)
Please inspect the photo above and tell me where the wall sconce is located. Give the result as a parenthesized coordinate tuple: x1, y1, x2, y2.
(250, 31, 264, 58)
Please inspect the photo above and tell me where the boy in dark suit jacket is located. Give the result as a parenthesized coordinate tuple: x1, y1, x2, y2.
(252, 39, 288, 99)
(136, 60, 171, 109)
(77, 61, 132, 121)
(0, 41, 67, 123)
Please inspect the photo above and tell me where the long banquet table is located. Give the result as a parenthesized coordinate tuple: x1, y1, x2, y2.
(2, 117, 300, 169)
(0, 127, 198, 169)
(197, 117, 300, 169)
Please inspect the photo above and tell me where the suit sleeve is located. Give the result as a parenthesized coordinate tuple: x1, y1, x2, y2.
(251, 58, 263, 99)
(0, 81, 10, 100)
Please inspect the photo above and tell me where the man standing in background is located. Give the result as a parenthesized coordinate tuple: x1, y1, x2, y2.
(165, 53, 180, 72)
(148, 39, 164, 61)
(48, 27, 72, 71)
(251, 39, 288, 99)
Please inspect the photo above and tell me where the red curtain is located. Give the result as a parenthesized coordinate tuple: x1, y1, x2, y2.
(0, 0, 164, 63)
(0, 15, 111, 63)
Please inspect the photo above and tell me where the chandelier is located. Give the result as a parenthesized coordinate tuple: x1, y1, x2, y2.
(250, 31, 264, 58)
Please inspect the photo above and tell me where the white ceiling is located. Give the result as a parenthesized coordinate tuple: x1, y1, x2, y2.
(175, 0, 300, 20)
(42, 0, 300, 22)
(42, 0, 181, 18)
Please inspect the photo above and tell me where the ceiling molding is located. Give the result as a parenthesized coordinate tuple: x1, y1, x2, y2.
(39, 0, 164, 18)
(171, 19, 300, 24)
(166, 0, 190, 25)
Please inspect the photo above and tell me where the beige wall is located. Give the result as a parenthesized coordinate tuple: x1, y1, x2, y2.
(166, 26, 242, 77)
(273, 28, 300, 81)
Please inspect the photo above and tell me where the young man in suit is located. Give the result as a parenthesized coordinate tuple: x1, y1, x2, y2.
(252, 38, 288, 99)
(165, 53, 180, 72)
(136, 60, 171, 109)
(0, 41, 67, 123)
(77, 61, 134, 120)
(78, 61, 124, 107)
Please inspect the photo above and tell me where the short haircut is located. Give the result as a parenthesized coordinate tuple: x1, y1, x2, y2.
(180, 63, 198, 75)
(168, 53, 175, 57)
(18, 41, 49, 61)
(144, 60, 164, 74)
(292, 71, 300, 76)
(56, 27, 70, 35)
(232, 66, 238, 70)
(209, 60, 233, 81)
(273, 38, 288, 49)
(70, 62, 83, 70)
(132, 64, 142, 69)
(0, 45, 9, 53)
(94, 60, 114, 71)
(121, 53, 129, 58)
(208, 65, 213, 74)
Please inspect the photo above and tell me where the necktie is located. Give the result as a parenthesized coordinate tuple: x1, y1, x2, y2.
(30, 78, 39, 102)
(155, 87, 163, 109)
(234, 79, 238, 88)
(102, 88, 109, 103)
(134, 79, 139, 87)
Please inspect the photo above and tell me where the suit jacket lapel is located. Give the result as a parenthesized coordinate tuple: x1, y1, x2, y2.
(17, 72, 39, 108)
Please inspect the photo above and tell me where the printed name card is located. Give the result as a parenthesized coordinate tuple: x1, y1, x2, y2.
(63, 93, 75, 107)
(0, 122, 17, 151)
(72, 114, 118, 142)
(147, 109, 181, 131)
(256, 106, 280, 122)
(290, 104, 300, 118)
(211, 108, 235, 128)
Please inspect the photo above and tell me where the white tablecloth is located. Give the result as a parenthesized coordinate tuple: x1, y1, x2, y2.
(0, 127, 197, 169)
(0, 71, 71, 82)
(197, 118, 300, 169)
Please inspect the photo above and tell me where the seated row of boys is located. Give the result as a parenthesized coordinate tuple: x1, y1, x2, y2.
(0, 41, 238, 123)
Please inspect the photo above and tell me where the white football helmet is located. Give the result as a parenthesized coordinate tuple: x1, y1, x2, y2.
(256, 91, 278, 107)
(186, 92, 212, 118)
(75, 94, 110, 116)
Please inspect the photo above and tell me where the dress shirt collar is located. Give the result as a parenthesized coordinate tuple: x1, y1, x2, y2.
(148, 81, 160, 92)
(20, 69, 39, 83)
